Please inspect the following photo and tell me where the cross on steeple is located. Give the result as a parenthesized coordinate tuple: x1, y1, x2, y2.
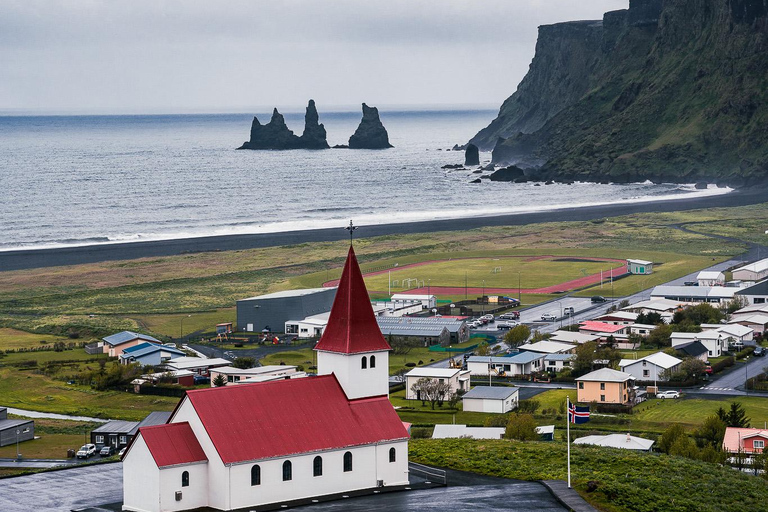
(345, 220, 357, 244)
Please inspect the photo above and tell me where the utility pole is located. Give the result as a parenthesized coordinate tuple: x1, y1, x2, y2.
(518, 271, 521, 303)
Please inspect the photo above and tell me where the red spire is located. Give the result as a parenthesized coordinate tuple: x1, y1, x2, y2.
(315, 246, 391, 354)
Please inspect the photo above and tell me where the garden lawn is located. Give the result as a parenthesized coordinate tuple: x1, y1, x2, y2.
(0, 433, 86, 460)
(410, 438, 768, 512)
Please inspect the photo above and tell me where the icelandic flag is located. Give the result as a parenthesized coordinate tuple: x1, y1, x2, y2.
(568, 403, 590, 424)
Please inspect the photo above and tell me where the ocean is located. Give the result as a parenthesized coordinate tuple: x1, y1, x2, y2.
(0, 110, 730, 252)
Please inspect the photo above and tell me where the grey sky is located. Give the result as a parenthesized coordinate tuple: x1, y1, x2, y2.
(0, 0, 625, 114)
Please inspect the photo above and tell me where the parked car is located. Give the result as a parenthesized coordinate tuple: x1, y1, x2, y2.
(76, 444, 97, 459)
(481, 314, 495, 323)
(541, 313, 557, 322)
(705, 365, 713, 374)
(657, 390, 680, 399)
(563, 306, 575, 315)
(499, 311, 520, 320)
(590, 296, 607, 303)
(100, 445, 115, 457)
(497, 321, 518, 330)
(193, 375, 210, 385)
(754, 346, 765, 357)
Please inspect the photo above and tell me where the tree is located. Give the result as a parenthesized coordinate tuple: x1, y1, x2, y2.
(573, 341, 598, 373)
(659, 424, 687, 454)
(530, 330, 550, 342)
(725, 295, 748, 315)
(410, 378, 451, 409)
(475, 342, 490, 357)
(636, 311, 663, 325)
(694, 415, 726, 449)
(504, 413, 538, 441)
(504, 325, 531, 348)
(232, 357, 255, 369)
(647, 324, 673, 348)
(484, 414, 510, 427)
(717, 402, 750, 427)
(671, 357, 706, 381)
(212, 374, 227, 387)
(517, 399, 540, 415)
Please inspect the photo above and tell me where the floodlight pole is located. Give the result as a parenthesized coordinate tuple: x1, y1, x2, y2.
(482, 280, 485, 315)
(518, 271, 521, 303)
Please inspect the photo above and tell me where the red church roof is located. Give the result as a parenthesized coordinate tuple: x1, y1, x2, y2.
(314, 246, 391, 354)
(139, 422, 208, 468)
(183, 375, 408, 465)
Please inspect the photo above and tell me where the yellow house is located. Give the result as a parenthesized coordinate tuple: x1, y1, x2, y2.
(576, 368, 634, 405)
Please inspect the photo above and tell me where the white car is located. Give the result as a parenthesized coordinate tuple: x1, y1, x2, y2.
(657, 390, 680, 399)
(540, 313, 557, 322)
(76, 443, 97, 459)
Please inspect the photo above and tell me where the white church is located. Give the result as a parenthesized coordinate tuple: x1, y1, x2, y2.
(122, 246, 410, 512)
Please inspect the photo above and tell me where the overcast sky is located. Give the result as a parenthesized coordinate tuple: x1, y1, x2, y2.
(0, 1, 625, 114)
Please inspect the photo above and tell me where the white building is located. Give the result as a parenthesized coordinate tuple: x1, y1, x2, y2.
(123, 247, 410, 512)
(285, 312, 330, 338)
(594, 311, 639, 325)
(732, 258, 768, 282)
(390, 294, 437, 309)
(619, 352, 682, 382)
(573, 433, 654, 451)
(627, 259, 653, 275)
(697, 271, 725, 287)
(543, 353, 574, 373)
(518, 340, 576, 355)
(461, 386, 519, 413)
(650, 285, 740, 305)
(671, 331, 728, 358)
(163, 357, 232, 376)
(208, 365, 303, 387)
(548, 330, 599, 345)
(432, 425, 504, 440)
(403, 368, 470, 400)
(735, 280, 768, 307)
(466, 353, 545, 378)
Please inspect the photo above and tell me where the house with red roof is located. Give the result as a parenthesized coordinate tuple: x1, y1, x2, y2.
(122, 246, 410, 512)
(722, 427, 768, 457)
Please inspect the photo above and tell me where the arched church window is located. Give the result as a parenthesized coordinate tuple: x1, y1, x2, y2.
(370, 355, 376, 368)
(361, 356, 367, 369)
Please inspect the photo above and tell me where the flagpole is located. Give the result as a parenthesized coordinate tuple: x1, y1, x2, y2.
(567, 396, 571, 488)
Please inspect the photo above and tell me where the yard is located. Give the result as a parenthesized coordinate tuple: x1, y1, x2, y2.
(0, 328, 72, 351)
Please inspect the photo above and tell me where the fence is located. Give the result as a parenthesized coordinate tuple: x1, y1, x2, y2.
(408, 462, 447, 485)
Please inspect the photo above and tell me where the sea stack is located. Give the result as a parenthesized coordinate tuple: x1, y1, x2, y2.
(237, 100, 329, 150)
(299, 99, 330, 149)
(348, 103, 393, 149)
(464, 143, 480, 166)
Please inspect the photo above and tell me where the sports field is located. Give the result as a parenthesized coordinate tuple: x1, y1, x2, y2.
(358, 256, 623, 294)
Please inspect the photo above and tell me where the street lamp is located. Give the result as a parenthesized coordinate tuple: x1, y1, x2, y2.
(428, 279, 431, 305)
(482, 280, 485, 315)
(518, 272, 521, 303)
(16, 429, 21, 460)
(179, 314, 191, 342)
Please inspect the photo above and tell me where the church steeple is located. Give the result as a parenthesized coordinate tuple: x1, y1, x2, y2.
(315, 244, 391, 399)
(314, 245, 391, 354)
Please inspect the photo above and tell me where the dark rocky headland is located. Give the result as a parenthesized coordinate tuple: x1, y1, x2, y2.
(238, 99, 329, 150)
(469, 0, 768, 187)
(348, 103, 393, 149)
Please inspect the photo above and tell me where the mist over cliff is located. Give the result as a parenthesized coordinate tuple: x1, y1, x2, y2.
(471, 0, 768, 186)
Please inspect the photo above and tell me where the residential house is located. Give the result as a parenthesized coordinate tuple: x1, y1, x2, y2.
(673, 341, 709, 362)
(622, 298, 682, 323)
(574, 433, 654, 451)
(432, 425, 504, 440)
(579, 321, 628, 337)
(404, 368, 470, 400)
(208, 365, 304, 387)
(576, 368, 634, 405)
(619, 352, 682, 382)
(671, 331, 728, 358)
(518, 340, 576, 355)
(162, 356, 232, 376)
(594, 311, 638, 325)
(119, 342, 186, 366)
(627, 259, 653, 275)
(735, 279, 768, 307)
(722, 427, 768, 457)
(122, 246, 409, 512)
(548, 330, 599, 345)
(697, 271, 726, 287)
(92, 412, 171, 450)
(0, 407, 34, 448)
(133, 370, 196, 389)
(466, 352, 545, 378)
(629, 323, 657, 336)
(285, 312, 330, 338)
(543, 353, 574, 373)
(731, 258, 768, 282)
(701, 323, 754, 343)
(461, 386, 519, 413)
(101, 331, 162, 358)
(728, 314, 768, 337)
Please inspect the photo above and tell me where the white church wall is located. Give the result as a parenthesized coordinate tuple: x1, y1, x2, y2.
(375, 441, 410, 486)
(122, 435, 161, 512)
(317, 350, 389, 399)
(158, 462, 208, 512)
(170, 398, 228, 510)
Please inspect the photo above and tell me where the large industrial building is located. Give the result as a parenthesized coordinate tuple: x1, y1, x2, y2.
(236, 287, 337, 333)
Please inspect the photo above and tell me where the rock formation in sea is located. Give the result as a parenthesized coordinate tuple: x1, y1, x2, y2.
(238, 100, 329, 150)
(299, 99, 330, 149)
(469, 0, 768, 186)
(464, 144, 480, 166)
(348, 103, 393, 149)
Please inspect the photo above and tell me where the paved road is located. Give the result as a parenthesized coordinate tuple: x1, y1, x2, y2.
(0, 462, 123, 512)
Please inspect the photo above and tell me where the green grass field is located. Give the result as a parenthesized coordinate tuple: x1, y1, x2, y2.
(410, 439, 768, 512)
(132, 308, 236, 338)
(0, 328, 71, 351)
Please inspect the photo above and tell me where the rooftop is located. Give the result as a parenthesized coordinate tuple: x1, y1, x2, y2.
(577, 368, 633, 383)
(620, 351, 681, 370)
(432, 425, 504, 440)
(138, 422, 208, 468)
(627, 259, 653, 265)
(240, 287, 335, 301)
(462, 386, 518, 400)
(518, 340, 576, 354)
(405, 368, 469, 379)
(579, 321, 627, 334)
(574, 433, 654, 451)
(164, 356, 232, 370)
(733, 258, 768, 274)
(722, 427, 768, 453)
(102, 331, 161, 347)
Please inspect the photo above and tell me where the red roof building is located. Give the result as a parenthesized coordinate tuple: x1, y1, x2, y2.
(314, 246, 391, 354)
(722, 427, 768, 455)
(579, 321, 629, 335)
(123, 244, 410, 512)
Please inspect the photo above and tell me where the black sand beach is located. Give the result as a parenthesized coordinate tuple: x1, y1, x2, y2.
(2, 188, 766, 272)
